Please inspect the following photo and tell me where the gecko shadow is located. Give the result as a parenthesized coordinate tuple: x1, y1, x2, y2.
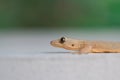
(42, 51, 71, 54)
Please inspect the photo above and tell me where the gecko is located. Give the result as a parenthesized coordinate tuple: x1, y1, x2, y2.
(50, 37, 120, 54)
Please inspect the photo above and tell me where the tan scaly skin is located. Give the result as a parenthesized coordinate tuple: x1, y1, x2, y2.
(50, 37, 120, 54)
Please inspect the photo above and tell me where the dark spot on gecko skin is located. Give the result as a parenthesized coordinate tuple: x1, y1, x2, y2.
(72, 44, 74, 46)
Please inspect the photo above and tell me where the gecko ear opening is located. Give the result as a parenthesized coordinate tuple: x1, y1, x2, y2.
(59, 37, 66, 44)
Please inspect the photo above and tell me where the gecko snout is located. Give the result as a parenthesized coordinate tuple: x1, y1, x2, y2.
(50, 40, 62, 48)
(50, 41, 56, 46)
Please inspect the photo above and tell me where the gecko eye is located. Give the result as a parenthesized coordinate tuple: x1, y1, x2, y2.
(60, 37, 65, 44)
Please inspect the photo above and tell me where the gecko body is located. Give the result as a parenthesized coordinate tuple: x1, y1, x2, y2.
(50, 37, 120, 53)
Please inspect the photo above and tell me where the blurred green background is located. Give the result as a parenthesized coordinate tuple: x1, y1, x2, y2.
(0, 0, 120, 30)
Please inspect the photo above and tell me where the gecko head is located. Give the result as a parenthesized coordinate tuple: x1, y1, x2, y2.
(50, 37, 80, 50)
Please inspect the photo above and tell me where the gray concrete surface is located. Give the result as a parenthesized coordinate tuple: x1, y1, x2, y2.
(0, 30, 120, 80)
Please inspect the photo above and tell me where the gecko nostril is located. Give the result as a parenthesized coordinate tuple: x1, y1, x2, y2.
(50, 41, 53, 44)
